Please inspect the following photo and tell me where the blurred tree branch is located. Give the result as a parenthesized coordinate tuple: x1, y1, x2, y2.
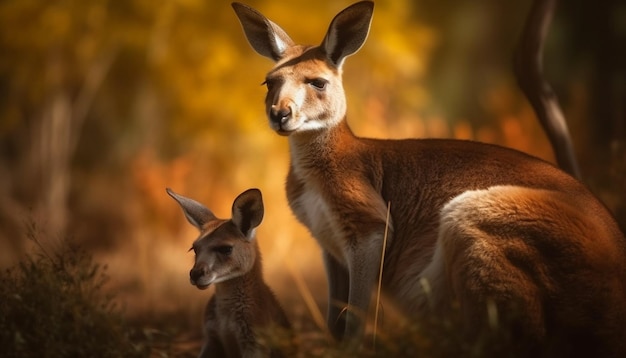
(514, 0, 581, 179)
(33, 47, 118, 238)
(70, 48, 118, 156)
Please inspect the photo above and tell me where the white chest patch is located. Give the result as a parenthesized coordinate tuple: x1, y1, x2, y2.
(293, 188, 346, 263)
(297, 189, 329, 231)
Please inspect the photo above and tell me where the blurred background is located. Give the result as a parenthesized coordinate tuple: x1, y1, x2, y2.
(1, 0, 624, 348)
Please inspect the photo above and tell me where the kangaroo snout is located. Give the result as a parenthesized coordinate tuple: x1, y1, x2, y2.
(190, 263, 211, 289)
(269, 104, 292, 126)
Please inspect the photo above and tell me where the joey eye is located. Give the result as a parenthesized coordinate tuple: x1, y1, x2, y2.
(214, 245, 233, 256)
(308, 78, 328, 90)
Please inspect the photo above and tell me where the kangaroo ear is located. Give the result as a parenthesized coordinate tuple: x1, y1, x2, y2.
(232, 2, 294, 62)
(166, 188, 216, 230)
(231, 188, 264, 239)
(321, 1, 374, 68)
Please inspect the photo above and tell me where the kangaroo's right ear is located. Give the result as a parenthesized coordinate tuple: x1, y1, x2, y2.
(166, 188, 217, 230)
(232, 2, 294, 62)
(321, 1, 374, 68)
(231, 188, 264, 239)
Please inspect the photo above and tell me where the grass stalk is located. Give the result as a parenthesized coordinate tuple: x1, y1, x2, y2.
(373, 201, 391, 348)
(285, 257, 327, 334)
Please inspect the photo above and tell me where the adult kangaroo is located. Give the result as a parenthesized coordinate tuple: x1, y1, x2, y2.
(232, 1, 626, 356)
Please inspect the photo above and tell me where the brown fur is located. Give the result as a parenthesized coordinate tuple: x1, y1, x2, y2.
(233, 1, 626, 355)
(167, 188, 293, 358)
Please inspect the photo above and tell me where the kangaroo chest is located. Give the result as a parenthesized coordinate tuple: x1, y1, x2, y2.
(209, 293, 261, 354)
(287, 174, 348, 265)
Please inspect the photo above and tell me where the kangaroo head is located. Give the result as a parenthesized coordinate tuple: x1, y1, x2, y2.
(232, 1, 374, 136)
(167, 188, 264, 290)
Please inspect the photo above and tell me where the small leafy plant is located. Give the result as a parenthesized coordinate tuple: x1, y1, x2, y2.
(0, 225, 148, 358)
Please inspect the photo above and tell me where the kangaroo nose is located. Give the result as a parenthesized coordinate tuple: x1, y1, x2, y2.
(270, 106, 292, 125)
(190, 264, 207, 284)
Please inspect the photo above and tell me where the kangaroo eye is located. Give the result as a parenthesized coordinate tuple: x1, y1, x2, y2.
(262, 78, 277, 90)
(214, 245, 233, 256)
(308, 78, 328, 90)
(188, 243, 198, 253)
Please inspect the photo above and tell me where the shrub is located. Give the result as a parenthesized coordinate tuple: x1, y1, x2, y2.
(0, 227, 148, 358)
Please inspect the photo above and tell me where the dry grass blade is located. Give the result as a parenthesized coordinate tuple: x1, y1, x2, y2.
(373, 201, 391, 348)
(285, 257, 327, 335)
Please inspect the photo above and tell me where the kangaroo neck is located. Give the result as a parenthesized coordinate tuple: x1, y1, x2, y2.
(288, 118, 357, 161)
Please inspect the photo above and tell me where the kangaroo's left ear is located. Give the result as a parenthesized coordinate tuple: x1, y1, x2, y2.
(321, 1, 374, 68)
(231, 188, 264, 239)
(232, 2, 295, 62)
(166, 188, 217, 230)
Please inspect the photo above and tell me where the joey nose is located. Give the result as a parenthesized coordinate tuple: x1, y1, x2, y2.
(189, 265, 206, 284)
(270, 106, 292, 125)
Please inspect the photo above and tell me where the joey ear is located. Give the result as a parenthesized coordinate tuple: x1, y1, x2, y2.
(321, 1, 374, 68)
(166, 188, 216, 231)
(232, 2, 295, 62)
(231, 188, 264, 239)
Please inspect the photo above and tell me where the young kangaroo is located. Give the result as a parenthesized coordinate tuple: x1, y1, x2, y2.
(167, 188, 292, 358)
(232, 1, 626, 356)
